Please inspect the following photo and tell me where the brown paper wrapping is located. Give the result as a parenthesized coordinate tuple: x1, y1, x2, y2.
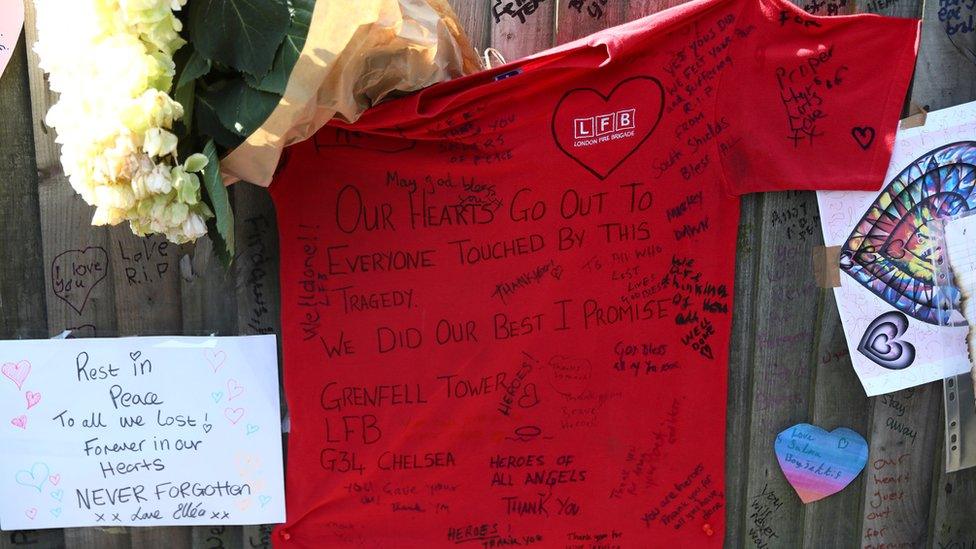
(221, 0, 482, 186)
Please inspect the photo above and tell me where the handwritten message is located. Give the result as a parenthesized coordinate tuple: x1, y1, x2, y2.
(0, 335, 284, 529)
(774, 423, 868, 503)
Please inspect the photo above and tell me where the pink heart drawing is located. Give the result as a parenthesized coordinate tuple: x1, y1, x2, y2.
(10, 415, 26, 429)
(25, 391, 41, 409)
(224, 408, 245, 425)
(49, 474, 61, 486)
(2, 360, 31, 390)
(24, 508, 37, 520)
(205, 350, 227, 373)
(227, 379, 245, 401)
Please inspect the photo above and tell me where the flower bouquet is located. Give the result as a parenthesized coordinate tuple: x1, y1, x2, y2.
(32, 0, 479, 265)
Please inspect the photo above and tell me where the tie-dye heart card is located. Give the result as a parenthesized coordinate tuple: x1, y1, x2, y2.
(816, 101, 976, 396)
(774, 423, 868, 503)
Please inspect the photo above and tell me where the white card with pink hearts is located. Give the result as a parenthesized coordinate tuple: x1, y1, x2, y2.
(0, 335, 284, 529)
(816, 101, 976, 396)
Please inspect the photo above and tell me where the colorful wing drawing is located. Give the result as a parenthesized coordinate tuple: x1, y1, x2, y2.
(840, 141, 976, 325)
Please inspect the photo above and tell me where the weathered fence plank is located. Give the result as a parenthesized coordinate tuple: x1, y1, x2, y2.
(0, 32, 64, 549)
(742, 191, 824, 548)
(801, 295, 873, 548)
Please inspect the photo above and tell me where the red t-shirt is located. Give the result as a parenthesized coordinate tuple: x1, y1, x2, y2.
(270, 0, 919, 545)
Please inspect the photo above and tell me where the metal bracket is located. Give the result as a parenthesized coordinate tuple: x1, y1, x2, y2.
(944, 373, 976, 472)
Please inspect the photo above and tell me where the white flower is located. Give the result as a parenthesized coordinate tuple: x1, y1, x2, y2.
(179, 213, 208, 243)
(34, 0, 213, 244)
(145, 164, 173, 194)
(143, 128, 178, 158)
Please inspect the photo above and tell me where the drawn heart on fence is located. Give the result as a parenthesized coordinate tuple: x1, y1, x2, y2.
(224, 407, 245, 425)
(25, 391, 41, 409)
(227, 379, 245, 401)
(857, 311, 916, 370)
(50, 247, 108, 314)
(2, 360, 31, 390)
(851, 126, 875, 150)
(10, 415, 27, 429)
(774, 423, 868, 503)
(15, 462, 50, 492)
(551, 76, 664, 179)
(205, 350, 227, 373)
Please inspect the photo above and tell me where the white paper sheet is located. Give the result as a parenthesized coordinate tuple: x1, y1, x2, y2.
(816, 101, 976, 396)
(0, 0, 24, 80)
(0, 335, 285, 529)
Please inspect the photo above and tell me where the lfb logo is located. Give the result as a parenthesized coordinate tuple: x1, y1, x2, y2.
(574, 108, 636, 139)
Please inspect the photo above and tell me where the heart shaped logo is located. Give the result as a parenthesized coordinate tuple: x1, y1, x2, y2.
(851, 126, 875, 150)
(551, 76, 664, 179)
(15, 462, 50, 492)
(50, 247, 108, 315)
(25, 391, 41, 409)
(774, 423, 868, 503)
(224, 407, 245, 425)
(857, 311, 916, 370)
(2, 360, 31, 390)
(840, 141, 976, 325)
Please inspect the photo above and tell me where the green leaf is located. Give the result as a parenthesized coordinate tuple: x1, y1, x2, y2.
(212, 79, 280, 137)
(188, 0, 290, 78)
(246, 0, 313, 94)
(201, 140, 235, 267)
(177, 50, 212, 89)
(173, 82, 195, 135)
(195, 86, 246, 150)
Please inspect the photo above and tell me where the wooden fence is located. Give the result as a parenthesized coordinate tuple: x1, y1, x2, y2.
(1, 0, 974, 547)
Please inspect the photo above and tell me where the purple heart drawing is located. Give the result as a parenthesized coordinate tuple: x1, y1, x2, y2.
(774, 423, 868, 503)
(857, 311, 916, 370)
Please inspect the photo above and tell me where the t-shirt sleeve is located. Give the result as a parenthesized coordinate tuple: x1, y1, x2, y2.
(717, 0, 920, 195)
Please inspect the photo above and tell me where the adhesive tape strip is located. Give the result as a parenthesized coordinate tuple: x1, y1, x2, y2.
(813, 245, 842, 288)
